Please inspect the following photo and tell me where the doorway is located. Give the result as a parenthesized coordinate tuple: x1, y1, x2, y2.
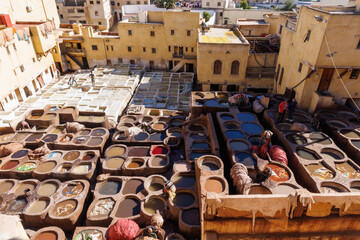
(317, 68, 334, 92)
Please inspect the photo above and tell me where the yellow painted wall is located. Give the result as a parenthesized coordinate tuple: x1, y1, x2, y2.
(264, 14, 278, 34)
(238, 23, 270, 37)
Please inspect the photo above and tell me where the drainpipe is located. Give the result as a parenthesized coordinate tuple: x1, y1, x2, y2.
(41, 0, 48, 20)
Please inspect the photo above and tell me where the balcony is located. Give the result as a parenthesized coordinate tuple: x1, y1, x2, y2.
(172, 54, 196, 60)
(28, 22, 56, 54)
(66, 48, 86, 57)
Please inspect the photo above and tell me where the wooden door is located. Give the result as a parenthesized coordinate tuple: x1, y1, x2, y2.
(317, 68, 334, 92)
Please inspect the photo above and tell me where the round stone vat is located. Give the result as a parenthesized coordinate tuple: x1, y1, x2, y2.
(56, 163, 72, 174)
(47, 151, 62, 160)
(190, 133, 208, 141)
(198, 155, 222, 172)
(247, 185, 272, 195)
(191, 141, 211, 150)
(11, 150, 29, 159)
(276, 123, 292, 132)
(296, 148, 321, 160)
(143, 196, 166, 215)
(105, 157, 125, 169)
(114, 196, 141, 219)
(82, 151, 96, 161)
(149, 155, 168, 168)
(122, 179, 144, 195)
(106, 145, 127, 158)
(321, 148, 345, 161)
(117, 122, 134, 132)
(98, 180, 122, 196)
(320, 182, 350, 193)
(350, 181, 360, 192)
(205, 99, 218, 107)
(36, 161, 57, 173)
(150, 146, 168, 155)
(71, 163, 92, 174)
(14, 181, 37, 195)
(0, 180, 15, 194)
(88, 197, 115, 219)
(179, 208, 200, 236)
(219, 113, 234, 121)
(223, 121, 241, 130)
(113, 131, 128, 141)
(125, 158, 145, 169)
(87, 137, 103, 146)
(248, 135, 261, 146)
(133, 132, 149, 141)
(73, 136, 90, 145)
(26, 197, 50, 215)
(62, 181, 84, 197)
(234, 152, 256, 169)
(51, 199, 78, 217)
(328, 120, 349, 129)
(42, 134, 58, 143)
(292, 113, 309, 122)
(165, 233, 186, 240)
(241, 122, 263, 135)
(37, 180, 59, 197)
(63, 151, 80, 161)
(164, 136, 180, 148)
(340, 129, 360, 139)
(337, 111, 357, 118)
(351, 140, 360, 150)
(305, 162, 335, 180)
(166, 127, 183, 139)
(144, 175, 166, 193)
(225, 130, 244, 140)
(91, 128, 106, 136)
(2, 160, 20, 170)
(335, 161, 360, 179)
(3, 196, 28, 213)
(169, 118, 184, 128)
(141, 116, 154, 123)
(229, 140, 250, 152)
(272, 183, 299, 195)
(172, 173, 196, 189)
(187, 123, 205, 132)
(237, 112, 255, 122)
(286, 133, 307, 145)
(309, 132, 332, 145)
(172, 190, 195, 208)
(59, 134, 73, 143)
(266, 163, 290, 182)
(204, 177, 226, 194)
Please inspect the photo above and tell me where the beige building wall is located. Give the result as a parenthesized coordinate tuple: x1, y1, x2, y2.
(219, 9, 282, 25)
(197, 28, 250, 91)
(237, 21, 270, 36)
(56, 2, 87, 24)
(86, 0, 113, 29)
(275, 5, 360, 112)
(263, 14, 279, 34)
(0, 0, 60, 28)
(202, 0, 229, 9)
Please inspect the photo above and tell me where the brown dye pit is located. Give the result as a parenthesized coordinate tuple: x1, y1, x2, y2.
(78, 115, 90, 121)
(62, 182, 83, 197)
(106, 157, 125, 169)
(57, 164, 72, 173)
(201, 162, 219, 171)
(127, 159, 144, 168)
(107, 146, 126, 157)
(72, 164, 91, 174)
(36, 161, 56, 172)
(128, 147, 149, 157)
(89, 198, 115, 217)
(309, 133, 332, 145)
(91, 129, 106, 136)
(3, 197, 27, 212)
(286, 134, 307, 145)
(50, 128, 63, 134)
(79, 130, 91, 135)
(35, 232, 57, 240)
(11, 150, 29, 158)
(99, 181, 122, 195)
(182, 208, 200, 225)
(352, 140, 360, 150)
(122, 179, 144, 195)
(336, 162, 360, 179)
(148, 182, 164, 192)
(205, 179, 224, 193)
(42, 134, 58, 142)
(27, 199, 49, 214)
(321, 186, 347, 193)
(174, 193, 195, 207)
(151, 156, 167, 166)
(29, 115, 41, 120)
(267, 164, 290, 182)
(248, 186, 272, 194)
(115, 198, 140, 218)
(59, 135, 72, 143)
(321, 150, 344, 160)
(87, 137, 103, 146)
(0, 181, 14, 194)
(12, 133, 29, 141)
(43, 114, 56, 120)
(340, 130, 360, 139)
(82, 152, 95, 161)
(37, 182, 58, 196)
(272, 184, 297, 194)
(53, 199, 77, 217)
(152, 123, 166, 131)
(188, 124, 205, 132)
(63, 151, 80, 161)
(306, 163, 334, 180)
(144, 197, 165, 214)
(2, 160, 19, 170)
(224, 122, 240, 130)
(15, 182, 36, 195)
(93, 116, 105, 122)
(25, 134, 43, 142)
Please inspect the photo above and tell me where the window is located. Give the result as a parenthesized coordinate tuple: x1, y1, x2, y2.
(304, 29, 311, 42)
(279, 67, 284, 86)
(276, 64, 281, 82)
(117, 3, 120, 6)
(111, 1, 115, 5)
(210, 84, 220, 91)
(90, 0, 94, 4)
(152, 48, 156, 54)
(77, 9, 84, 13)
(350, 69, 360, 79)
(60, 14, 63, 18)
(13, 70, 17, 76)
(68, 9, 75, 13)
(128, 30, 132, 35)
(95, 11, 99, 16)
(111, 46, 114, 51)
(231, 60, 239, 75)
(79, 20, 86, 24)
(217, 2, 221, 6)
(57, 6, 59, 9)
(127, 1, 130, 4)
(106, 46, 109, 51)
(171, 30, 175, 35)
(150, 31, 155, 36)
(69, 20, 76, 24)
(6, 46, 10, 54)
(143, 47, 146, 52)
(128, 46, 132, 52)
(357, 39, 360, 49)
(20, 65, 25, 72)
(191, 47, 194, 52)
(130, 60, 135, 64)
(206, 2, 210, 6)
(107, 60, 111, 65)
(213, 60, 222, 74)
(97, 0, 100, 4)
(220, 12, 223, 17)
(185, 47, 188, 52)
(92, 45, 98, 50)
(137, 1, 140, 3)
(187, 30, 191, 36)
(168, 46, 171, 52)
(279, 25, 283, 34)
(98, 21, 102, 25)
(298, 62, 303, 73)
(13, 43, 16, 51)
(32, 57, 36, 62)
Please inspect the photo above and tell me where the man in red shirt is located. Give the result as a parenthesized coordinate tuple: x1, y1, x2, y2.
(277, 100, 288, 123)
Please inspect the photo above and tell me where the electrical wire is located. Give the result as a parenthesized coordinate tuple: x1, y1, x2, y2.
(324, 34, 360, 112)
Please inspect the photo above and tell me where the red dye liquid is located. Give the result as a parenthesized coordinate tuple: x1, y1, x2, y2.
(151, 147, 168, 155)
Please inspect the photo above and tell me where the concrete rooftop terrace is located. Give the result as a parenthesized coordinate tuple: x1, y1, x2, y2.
(198, 28, 246, 44)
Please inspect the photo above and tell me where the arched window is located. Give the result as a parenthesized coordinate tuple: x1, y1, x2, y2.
(213, 60, 222, 74)
(231, 60, 239, 75)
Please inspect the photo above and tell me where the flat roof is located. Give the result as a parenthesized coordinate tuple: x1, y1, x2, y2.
(237, 20, 269, 25)
(308, 5, 360, 14)
(199, 28, 244, 44)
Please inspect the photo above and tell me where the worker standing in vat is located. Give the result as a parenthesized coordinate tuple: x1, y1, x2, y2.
(312, 113, 321, 131)
(287, 98, 298, 121)
(259, 130, 273, 148)
(277, 99, 288, 123)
